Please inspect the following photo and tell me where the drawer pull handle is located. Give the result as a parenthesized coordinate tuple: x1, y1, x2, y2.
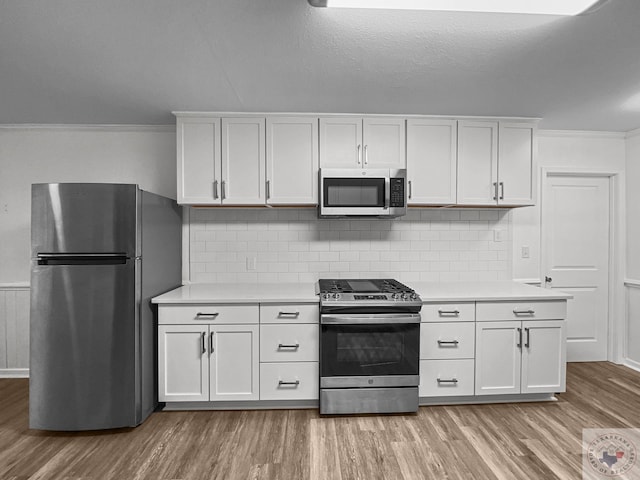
(438, 309, 460, 316)
(196, 312, 219, 319)
(278, 311, 300, 317)
(513, 309, 535, 315)
(278, 380, 300, 386)
(278, 343, 300, 349)
(437, 378, 458, 384)
(437, 340, 459, 346)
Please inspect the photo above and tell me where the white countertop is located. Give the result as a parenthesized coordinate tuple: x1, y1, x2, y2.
(411, 281, 572, 302)
(152, 282, 319, 304)
(152, 281, 572, 304)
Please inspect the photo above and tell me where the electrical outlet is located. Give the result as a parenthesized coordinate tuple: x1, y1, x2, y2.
(521, 246, 530, 258)
(493, 229, 506, 242)
(246, 256, 257, 271)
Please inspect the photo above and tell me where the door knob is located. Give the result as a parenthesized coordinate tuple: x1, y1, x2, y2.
(545, 276, 552, 283)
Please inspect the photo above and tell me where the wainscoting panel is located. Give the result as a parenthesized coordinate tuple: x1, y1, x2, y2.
(626, 280, 640, 371)
(0, 285, 30, 376)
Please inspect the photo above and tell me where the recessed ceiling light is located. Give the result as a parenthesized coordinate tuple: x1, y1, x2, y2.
(307, 0, 605, 16)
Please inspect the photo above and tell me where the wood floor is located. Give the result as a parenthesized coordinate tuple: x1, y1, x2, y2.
(1, 362, 640, 479)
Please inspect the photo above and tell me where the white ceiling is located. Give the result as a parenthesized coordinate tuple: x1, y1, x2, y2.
(1, 0, 639, 131)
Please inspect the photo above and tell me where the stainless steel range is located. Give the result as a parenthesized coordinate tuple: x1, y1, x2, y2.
(318, 279, 422, 415)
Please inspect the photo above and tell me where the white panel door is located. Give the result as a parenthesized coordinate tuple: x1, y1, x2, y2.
(266, 117, 319, 205)
(221, 117, 266, 204)
(158, 325, 209, 402)
(475, 321, 522, 395)
(542, 174, 610, 361)
(521, 320, 566, 394)
(363, 117, 406, 169)
(498, 122, 535, 206)
(457, 121, 498, 205)
(210, 324, 259, 401)
(406, 119, 457, 205)
(319, 117, 362, 168)
(177, 117, 222, 205)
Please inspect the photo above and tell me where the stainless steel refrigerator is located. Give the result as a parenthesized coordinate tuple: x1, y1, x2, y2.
(29, 183, 182, 431)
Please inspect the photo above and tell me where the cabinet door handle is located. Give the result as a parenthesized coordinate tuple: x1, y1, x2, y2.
(438, 309, 460, 316)
(493, 182, 498, 201)
(524, 327, 530, 348)
(201, 332, 206, 355)
(278, 311, 300, 317)
(221, 180, 226, 200)
(278, 343, 300, 349)
(408, 180, 412, 200)
(357, 144, 362, 165)
(437, 340, 459, 346)
(499, 182, 504, 200)
(266, 180, 270, 200)
(213, 180, 219, 199)
(437, 378, 458, 384)
(364, 145, 368, 165)
(210, 332, 214, 353)
(278, 380, 300, 387)
(513, 309, 535, 315)
(517, 327, 522, 349)
(195, 312, 219, 319)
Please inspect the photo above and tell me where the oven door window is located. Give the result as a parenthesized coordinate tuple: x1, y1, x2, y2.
(321, 323, 419, 377)
(323, 178, 385, 208)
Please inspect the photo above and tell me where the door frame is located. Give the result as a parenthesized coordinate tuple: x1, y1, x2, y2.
(540, 167, 624, 363)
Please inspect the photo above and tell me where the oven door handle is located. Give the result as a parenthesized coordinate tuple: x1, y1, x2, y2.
(320, 314, 421, 325)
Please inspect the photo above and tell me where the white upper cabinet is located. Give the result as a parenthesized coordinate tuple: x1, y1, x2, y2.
(177, 116, 222, 205)
(266, 117, 319, 205)
(498, 122, 535, 206)
(319, 117, 405, 169)
(221, 117, 266, 205)
(457, 120, 535, 206)
(406, 119, 457, 205)
(457, 120, 499, 205)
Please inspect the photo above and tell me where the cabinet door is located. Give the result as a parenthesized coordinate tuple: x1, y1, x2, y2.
(319, 117, 363, 168)
(266, 117, 319, 205)
(406, 119, 457, 205)
(177, 117, 222, 205)
(475, 321, 522, 395)
(457, 121, 498, 205)
(498, 122, 535, 206)
(363, 117, 406, 169)
(158, 325, 209, 402)
(521, 320, 566, 394)
(209, 324, 259, 401)
(221, 117, 266, 204)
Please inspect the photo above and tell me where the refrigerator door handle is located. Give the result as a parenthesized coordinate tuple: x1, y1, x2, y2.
(37, 253, 129, 265)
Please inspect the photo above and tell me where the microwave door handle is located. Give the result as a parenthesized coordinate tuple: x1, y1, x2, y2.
(384, 176, 390, 210)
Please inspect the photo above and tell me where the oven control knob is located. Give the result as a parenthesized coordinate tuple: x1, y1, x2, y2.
(392, 293, 400, 300)
(401, 293, 409, 300)
(410, 293, 418, 300)
(322, 293, 329, 300)
(332, 292, 340, 299)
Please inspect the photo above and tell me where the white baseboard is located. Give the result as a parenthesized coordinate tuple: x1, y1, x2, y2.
(0, 368, 29, 378)
(622, 359, 640, 373)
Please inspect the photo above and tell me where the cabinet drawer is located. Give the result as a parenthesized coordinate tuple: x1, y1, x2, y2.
(419, 359, 474, 397)
(421, 302, 475, 322)
(260, 324, 319, 362)
(420, 323, 475, 359)
(158, 304, 259, 325)
(259, 362, 319, 400)
(476, 301, 566, 322)
(260, 304, 319, 324)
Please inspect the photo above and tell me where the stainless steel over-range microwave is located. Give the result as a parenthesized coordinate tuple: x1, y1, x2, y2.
(318, 168, 407, 218)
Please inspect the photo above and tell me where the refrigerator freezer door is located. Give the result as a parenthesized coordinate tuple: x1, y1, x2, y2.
(31, 183, 138, 257)
(29, 260, 137, 430)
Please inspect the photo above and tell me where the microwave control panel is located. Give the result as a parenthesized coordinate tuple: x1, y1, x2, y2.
(389, 178, 405, 207)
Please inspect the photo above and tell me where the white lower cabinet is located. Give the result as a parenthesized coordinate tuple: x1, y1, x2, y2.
(475, 319, 566, 395)
(158, 304, 260, 403)
(419, 359, 475, 397)
(259, 362, 319, 401)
